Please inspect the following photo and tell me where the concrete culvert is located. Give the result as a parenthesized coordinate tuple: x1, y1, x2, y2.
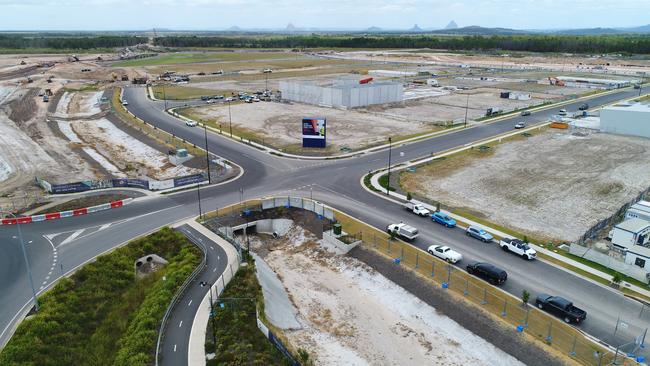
(273, 231, 279, 238)
(146, 256, 153, 262)
(136, 261, 143, 267)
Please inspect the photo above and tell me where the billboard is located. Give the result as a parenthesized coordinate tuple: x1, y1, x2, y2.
(302, 118, 326, 148)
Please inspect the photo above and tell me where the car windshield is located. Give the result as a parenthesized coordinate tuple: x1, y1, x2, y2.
(441, 215, 449, 220)
(479, 229, 486, 235)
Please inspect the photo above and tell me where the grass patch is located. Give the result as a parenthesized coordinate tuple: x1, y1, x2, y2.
(32, 193, 131, 215)
(113, 51, 303, 67)
(151, 85, 235, 100)
(205, 259, 293, 365)
(378, 174, 395, 192)
(0, 227, 201, 366)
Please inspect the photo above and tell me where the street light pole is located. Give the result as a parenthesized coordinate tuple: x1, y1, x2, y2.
(464, 93, 470, 128)
(196, 181, 203, 220)
(386, 137, 392, 195)
(161, 83, 168, 111)
(228, 99, 233, 138)
(203, 123, 211, 184)
(10, 214, 39, 312)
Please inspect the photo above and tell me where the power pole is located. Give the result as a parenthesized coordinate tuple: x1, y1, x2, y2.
(203, 123, 211, 183)
(386, 137, 392, 195)
(13, 215, 39, 313)
(161, 83, 168, 110)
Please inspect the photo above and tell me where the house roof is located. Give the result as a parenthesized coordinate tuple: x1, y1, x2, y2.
(616, 218, 650, 233)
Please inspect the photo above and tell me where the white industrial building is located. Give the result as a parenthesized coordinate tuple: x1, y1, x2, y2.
(600, 103, 650, 138)
(279, 79, 403, 108)
(556, 76, 637, 89)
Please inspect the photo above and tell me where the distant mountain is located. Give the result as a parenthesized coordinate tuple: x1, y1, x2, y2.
(286, 23, 297, 31)
(366, 26, 382, 32)
(408, 24, 423, 32)
(227, 26, 241, 31)
(445, 21, 458, 30)
(430, 25, 525, 35)
(617, 24, 650, 33)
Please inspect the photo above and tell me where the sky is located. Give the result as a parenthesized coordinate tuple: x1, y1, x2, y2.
(0, 0, 648, 31)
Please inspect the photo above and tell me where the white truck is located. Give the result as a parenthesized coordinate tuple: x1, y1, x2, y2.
(499, 238, 537, 260)
(387, 222, 419, 241)
(404, 202, 431, 217)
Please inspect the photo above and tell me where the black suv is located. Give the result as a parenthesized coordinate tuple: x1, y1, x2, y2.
(466, 262, 507, 285)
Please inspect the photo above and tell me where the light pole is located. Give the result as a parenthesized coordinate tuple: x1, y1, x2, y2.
(386, 137, 392, 195)
(6, 212, 39, 312)
(203, 122, 211, 184)
(464, 93, 470, 128)
(197, 181, 203, 220)
(228, 99, 233, 138)
(161, 83, 168, 111)
(200, 281, 217, 350)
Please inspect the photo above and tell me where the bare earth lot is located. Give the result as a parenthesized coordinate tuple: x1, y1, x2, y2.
(251, 226, 523, 366)
(185, 101, 442, 152)
(401, 129, 650, 242)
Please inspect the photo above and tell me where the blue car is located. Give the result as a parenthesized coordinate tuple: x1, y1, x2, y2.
(466, 226, 493, 243)
(431, 212, 456, 228)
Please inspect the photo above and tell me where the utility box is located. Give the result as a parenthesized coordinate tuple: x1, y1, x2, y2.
(333, 223, 342, 236)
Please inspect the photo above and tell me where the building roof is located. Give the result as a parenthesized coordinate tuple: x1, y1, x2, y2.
(603, 103, 650, 113)
(616, 218, 650, 233)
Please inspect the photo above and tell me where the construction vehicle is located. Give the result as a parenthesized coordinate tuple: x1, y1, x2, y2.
(548, 77, 565, 87)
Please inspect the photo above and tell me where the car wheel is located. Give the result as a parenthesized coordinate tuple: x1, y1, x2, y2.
(537, 303, 543, 309)
(467, 268, 474, 274)
(564, 317, 571, 324)
(501, 246, 508, 251)
(465, 232, 470, 236)
(428, 250, 433, 255)
(521, 254, 528, 259)
(446, 258, 451, 263)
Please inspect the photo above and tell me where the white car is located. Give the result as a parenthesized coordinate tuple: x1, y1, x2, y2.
(121, 100, 128, 106)
(206, 99, 214, 104)
(185, 120, 198, 127)
(514, 122, 526, 129)
(427, 245, 463, 263)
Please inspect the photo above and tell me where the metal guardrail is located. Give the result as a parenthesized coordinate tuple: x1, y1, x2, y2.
(155, 227, 208, 366)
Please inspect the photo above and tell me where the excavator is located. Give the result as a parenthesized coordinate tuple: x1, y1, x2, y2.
(548, 77, 566, 86)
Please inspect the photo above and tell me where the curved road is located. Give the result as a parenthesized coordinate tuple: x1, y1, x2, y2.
(1, 85, 648, 364)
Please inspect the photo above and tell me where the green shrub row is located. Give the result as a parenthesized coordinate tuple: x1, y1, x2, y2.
(0, 227, 201, 366)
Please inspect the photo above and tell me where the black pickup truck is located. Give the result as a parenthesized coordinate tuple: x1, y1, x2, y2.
(535, 294, 587, 324)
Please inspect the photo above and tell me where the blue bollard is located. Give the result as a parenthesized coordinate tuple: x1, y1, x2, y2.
(442, 282, 448, 289)
(516, 325, 524, 333)
(636, 356, 645, 363)
(394, 258, 401, 265)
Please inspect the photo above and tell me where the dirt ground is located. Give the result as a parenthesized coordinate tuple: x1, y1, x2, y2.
(401, 129, 650, 242)
(250, 226, 523, 366)
(185, 101, 442, 152)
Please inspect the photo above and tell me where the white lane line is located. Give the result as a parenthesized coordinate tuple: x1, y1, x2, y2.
(27, 240, 32, 244)
(59, 229, 85, 246)
(45, 276, 50, 281)
(98, 223, 112, 232)
(188, 300, 192, 306)
(174, 344, 177, 352)
(179, 320, 183, 328)
(210, 246, 214, 250)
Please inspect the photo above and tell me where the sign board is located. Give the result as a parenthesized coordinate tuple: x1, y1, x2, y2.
(302, 118, 326, 148)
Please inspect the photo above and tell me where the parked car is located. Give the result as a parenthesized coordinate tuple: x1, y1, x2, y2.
(514, 122, 526, 129)
(558, 109, 567, 116)
(499, 238, 537, 260)
(405, 202, 430, 217)
(431, 212, 456, 227)
(578, 103, 589, 111)
(225, 97, 234, 102)
(206, 99, 214, 104)
(520, 110, 531, 116)
(121, 100, 128, 106)
(465, 226, 493, 242)
(185, 120, 198, 127)
(386, 222, 419, 241)
(200, 96, 209, 101)
(427, 245, 463, 263)
(535, 294, 587, 324)
(466, 262, 507, 285)
(214, 95, 224, 100)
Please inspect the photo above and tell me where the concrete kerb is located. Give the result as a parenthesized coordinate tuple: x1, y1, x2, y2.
(185, 219, 240, 366)
(162, 86, 630, 161)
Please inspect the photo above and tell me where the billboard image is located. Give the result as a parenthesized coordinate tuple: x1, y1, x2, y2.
(302, 118, 326, 148)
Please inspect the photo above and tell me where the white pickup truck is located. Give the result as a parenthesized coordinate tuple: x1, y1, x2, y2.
(499, 238, 537, 260)
(387, 222, 419, 241)
(404, 202, 430, 217)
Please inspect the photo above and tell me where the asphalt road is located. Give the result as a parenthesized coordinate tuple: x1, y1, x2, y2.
(1, 85, 648, 362)
(161, 224, 228, 366)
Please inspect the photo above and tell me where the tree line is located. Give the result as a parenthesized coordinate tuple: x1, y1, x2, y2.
(154, 34, 650, 54)
(0, 34, 146, 49)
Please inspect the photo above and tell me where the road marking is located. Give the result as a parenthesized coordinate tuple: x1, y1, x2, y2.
(174, 344, 177, 352)
(27, 240, 32, 244)
(60, 229, 84, 246)
(213, 267, 217, 272)
(98, 223, 112, 231)
(45, 276, 50, 281)
(188, 300, 192, 306)
(210, 246, 214, 250)
(179, 321, 183, 328)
